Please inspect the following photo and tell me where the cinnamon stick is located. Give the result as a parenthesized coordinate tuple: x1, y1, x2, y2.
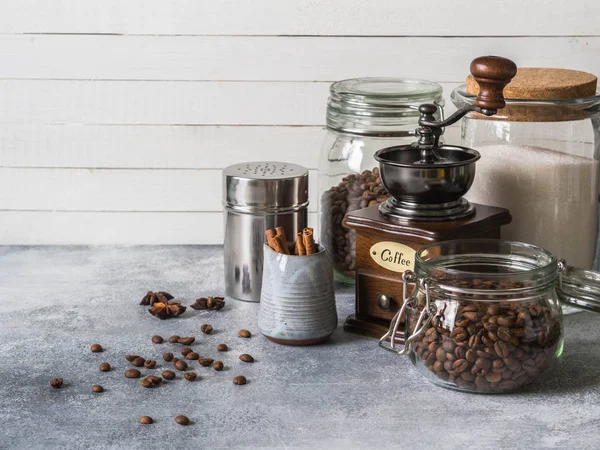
(295, 233, 306, 255)
(302, 228, 315, 255)
(267, 235, 288, 255)
(275, 227, 290, 254)
(275, 226, 287, 242)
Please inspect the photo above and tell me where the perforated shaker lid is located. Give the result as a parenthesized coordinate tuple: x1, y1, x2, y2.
(223, 161, 309, 212)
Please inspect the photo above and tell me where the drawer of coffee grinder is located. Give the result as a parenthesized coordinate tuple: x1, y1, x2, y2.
(356, 271, 410, 322)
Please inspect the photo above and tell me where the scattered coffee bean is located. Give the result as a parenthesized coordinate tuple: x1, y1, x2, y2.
(217, 344, 228, 352)
(198, 358, 214, 367)
(233, 376, 247, 385)
(238, 330, 251, 338)
(212, 361, 224, 371)
(91, 384, 104, 393)
(162, 352, 174, 362)
(186, 352, 200, 360)
(239, 354, 254, 363)
(169, 335, 180, 343)
(99, 362, 111, 372)
(140, 375, 162, 388)
(139, 416, 153, 425)
(174, 415, 190, 426)
(151, 335, 164, 344)
(125, 369, 141, 379)
(125, 355, 139, 362)
(178, 337, 195, 345)
(50, 378, 63, 389)
(90, 344, 103, 353)
(132, 357, 146, 367)
(172, 357, 180, 363)
(174, 360, 188, 371)
(162, 370, 176, 380)
(191, 296, 226, 311)
(144, 360, 157, 369)
(180, 347, 193, 357)
(200, 324, 213, 334)
(184, 372, 197, 381)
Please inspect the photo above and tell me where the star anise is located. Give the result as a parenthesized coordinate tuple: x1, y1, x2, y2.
(140, 291, 174, 306)
(148, 301, 186, 319)
(190, 296, 225, 311)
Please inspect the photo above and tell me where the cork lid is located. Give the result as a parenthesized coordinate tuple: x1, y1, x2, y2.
(466, 68, 597, 100)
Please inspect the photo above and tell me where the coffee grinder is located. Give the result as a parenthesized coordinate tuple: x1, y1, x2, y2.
(343, 56, 516, 340)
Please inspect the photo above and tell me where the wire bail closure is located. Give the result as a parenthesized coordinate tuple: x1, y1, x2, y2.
(379, 270, 437, 355)
(557, 259, 567, 292)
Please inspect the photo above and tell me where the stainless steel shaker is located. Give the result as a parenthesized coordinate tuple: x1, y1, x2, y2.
(223, 162, 309, 302)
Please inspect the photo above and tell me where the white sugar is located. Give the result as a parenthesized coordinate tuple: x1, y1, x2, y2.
(466, 145, 599, 268)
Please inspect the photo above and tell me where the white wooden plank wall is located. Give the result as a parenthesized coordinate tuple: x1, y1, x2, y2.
(0, 1, 598, 244)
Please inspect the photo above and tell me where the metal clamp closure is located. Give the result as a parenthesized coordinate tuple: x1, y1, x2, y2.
(379, 271, 437, 355)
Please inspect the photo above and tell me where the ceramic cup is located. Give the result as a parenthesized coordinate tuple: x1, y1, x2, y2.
(258, 243, 337, 345)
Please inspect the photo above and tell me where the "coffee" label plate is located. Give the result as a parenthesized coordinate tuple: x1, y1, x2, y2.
(370, 241, 415, 273)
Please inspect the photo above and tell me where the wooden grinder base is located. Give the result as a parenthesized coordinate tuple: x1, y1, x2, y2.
(342, 203, 512, 340)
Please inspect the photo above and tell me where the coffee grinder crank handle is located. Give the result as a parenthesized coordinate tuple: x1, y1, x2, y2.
(415, 55, 517, 163)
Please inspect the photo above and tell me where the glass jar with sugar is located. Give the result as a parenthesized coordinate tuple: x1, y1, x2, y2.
(451, 68, 600, 274)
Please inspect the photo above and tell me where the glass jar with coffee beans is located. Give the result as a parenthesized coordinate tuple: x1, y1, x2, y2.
(380, 239, 600, 393)
(318, 78, 444, 283)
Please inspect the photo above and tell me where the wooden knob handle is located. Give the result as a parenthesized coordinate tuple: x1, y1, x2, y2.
(470, 56, 517, 110)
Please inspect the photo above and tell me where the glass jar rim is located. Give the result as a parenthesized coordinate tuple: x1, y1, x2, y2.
(330, 78, 443, 103)
(415, 239, 558, 289)
(327, 78, 444, 135)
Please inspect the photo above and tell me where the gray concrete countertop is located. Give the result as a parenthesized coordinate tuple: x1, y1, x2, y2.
(1, 246, 599, 450)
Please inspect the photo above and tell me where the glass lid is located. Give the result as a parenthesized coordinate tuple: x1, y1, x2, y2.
(326, 78, 444, 135)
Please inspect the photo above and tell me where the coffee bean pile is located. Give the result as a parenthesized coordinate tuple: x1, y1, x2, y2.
(409, 289, 562, 393)
(320, 168, 389, 280)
